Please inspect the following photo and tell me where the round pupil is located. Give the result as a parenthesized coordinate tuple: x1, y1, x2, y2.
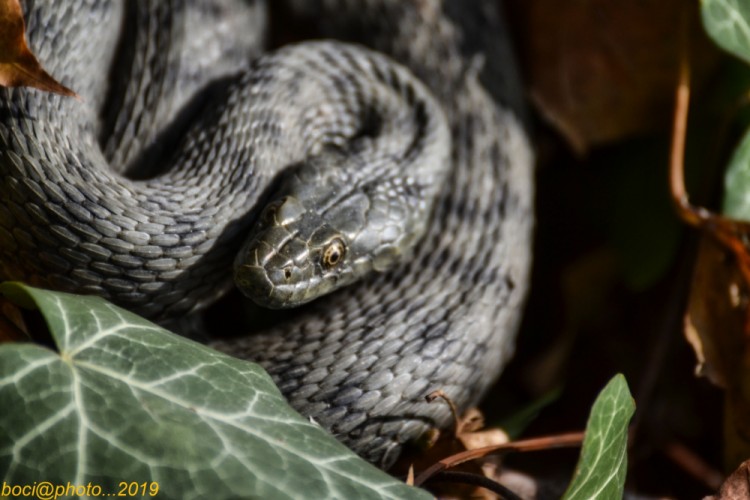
(324, 241, 345, 268)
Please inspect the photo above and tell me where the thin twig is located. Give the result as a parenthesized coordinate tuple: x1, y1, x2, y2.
(667, 18, 750, 324)
(414, 431, 585, 486)
(429, 470, 523, 500)
(663, 441, 724, 491)
(669, 27, 709, 228)
(425, 389, 461, 437)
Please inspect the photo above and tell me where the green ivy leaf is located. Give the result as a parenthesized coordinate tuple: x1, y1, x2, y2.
(702, 0, 750, 65)
(0, 282, 429, 500)
(701, 2, 750, 221)
(721, 127, 750, 219)
(562, 374, 635, 500)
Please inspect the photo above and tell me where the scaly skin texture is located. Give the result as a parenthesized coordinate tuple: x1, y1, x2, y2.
(0, 0, 534, 468)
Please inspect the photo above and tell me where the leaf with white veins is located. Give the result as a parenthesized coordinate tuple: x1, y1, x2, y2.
(0, 282, 429, 500)
(702, 0, 750, 65)
(562, 374, 635, 500)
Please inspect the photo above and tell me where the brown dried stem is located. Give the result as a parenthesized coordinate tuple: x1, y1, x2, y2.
(413, 431, 585, 487)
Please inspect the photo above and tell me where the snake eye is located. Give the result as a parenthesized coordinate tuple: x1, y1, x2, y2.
(322, 238, 346, 269)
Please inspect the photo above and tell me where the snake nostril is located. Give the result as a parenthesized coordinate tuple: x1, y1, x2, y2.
(262, 204, 277, 225)
(283, 266, 292, 281)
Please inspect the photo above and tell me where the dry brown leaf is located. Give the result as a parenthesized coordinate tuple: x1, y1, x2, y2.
(685, 237, 744, 389)
(392, 393, 511, 499)
(455, 408, 509, 453)
(405, 464, 415, 486)
(704, 459, 750, 500)
(393, 391, 558, 498)
(0, 0, 77, 97)
(675, 126, 750, 476)
(686, 236, 750, 471)
(396, 434, 491, 499)
(508, 0, 719, 153)
(393, 413, 495, 498)
(668, 30, 750, 473)
(457, 429, 509, 453)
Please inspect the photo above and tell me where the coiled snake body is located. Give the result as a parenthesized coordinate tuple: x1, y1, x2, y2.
(0, 0, 533, 467)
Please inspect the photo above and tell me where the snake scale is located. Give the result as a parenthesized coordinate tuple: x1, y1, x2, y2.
(0, 0, 533, 468)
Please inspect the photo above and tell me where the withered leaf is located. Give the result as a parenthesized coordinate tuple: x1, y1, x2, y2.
(393, 394, 510, 499)
(670, 39, 750, 471)
(686, 235, 750, 470)
(454, 408, 509, 452)
(0, 0, 77, 97)
(509, 0, 719, 153)
(685, 237, 745, 390)
(704, 459, 750, 500)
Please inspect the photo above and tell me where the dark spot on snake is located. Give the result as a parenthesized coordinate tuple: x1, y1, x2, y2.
(352, 107, 382, 142)
(404, 82, 415, 105)
(369, 59, 388, 86)
(339, 47, 365, 75)
(387, 67, 402, 94)
(496, 182, 508, 219)
(402, 99, 428, 161)
(448, 255, 461, 275)
(433, 247, 450, 269)
(320, 48, 345, 73)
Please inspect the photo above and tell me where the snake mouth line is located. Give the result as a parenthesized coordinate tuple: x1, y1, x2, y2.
(234, 263, 286, 307)
(234, 261, 321, 309)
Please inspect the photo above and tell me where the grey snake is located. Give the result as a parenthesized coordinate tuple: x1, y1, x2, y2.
(0, 0, 534, 468)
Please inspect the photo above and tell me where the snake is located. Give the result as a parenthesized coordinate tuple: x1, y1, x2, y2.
(0, 0, 534, 468)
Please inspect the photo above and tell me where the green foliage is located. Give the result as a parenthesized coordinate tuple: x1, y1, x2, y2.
(0, 283, 428, 500)
(702, 0, 750, 66)
(563, 374, 635, 500)
(721, 128, 750, 218)
(703, 0, 750, 221)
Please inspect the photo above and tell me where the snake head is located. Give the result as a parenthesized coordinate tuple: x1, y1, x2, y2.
(234, 193, 363, 308)
(234, 148, 432, 309)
